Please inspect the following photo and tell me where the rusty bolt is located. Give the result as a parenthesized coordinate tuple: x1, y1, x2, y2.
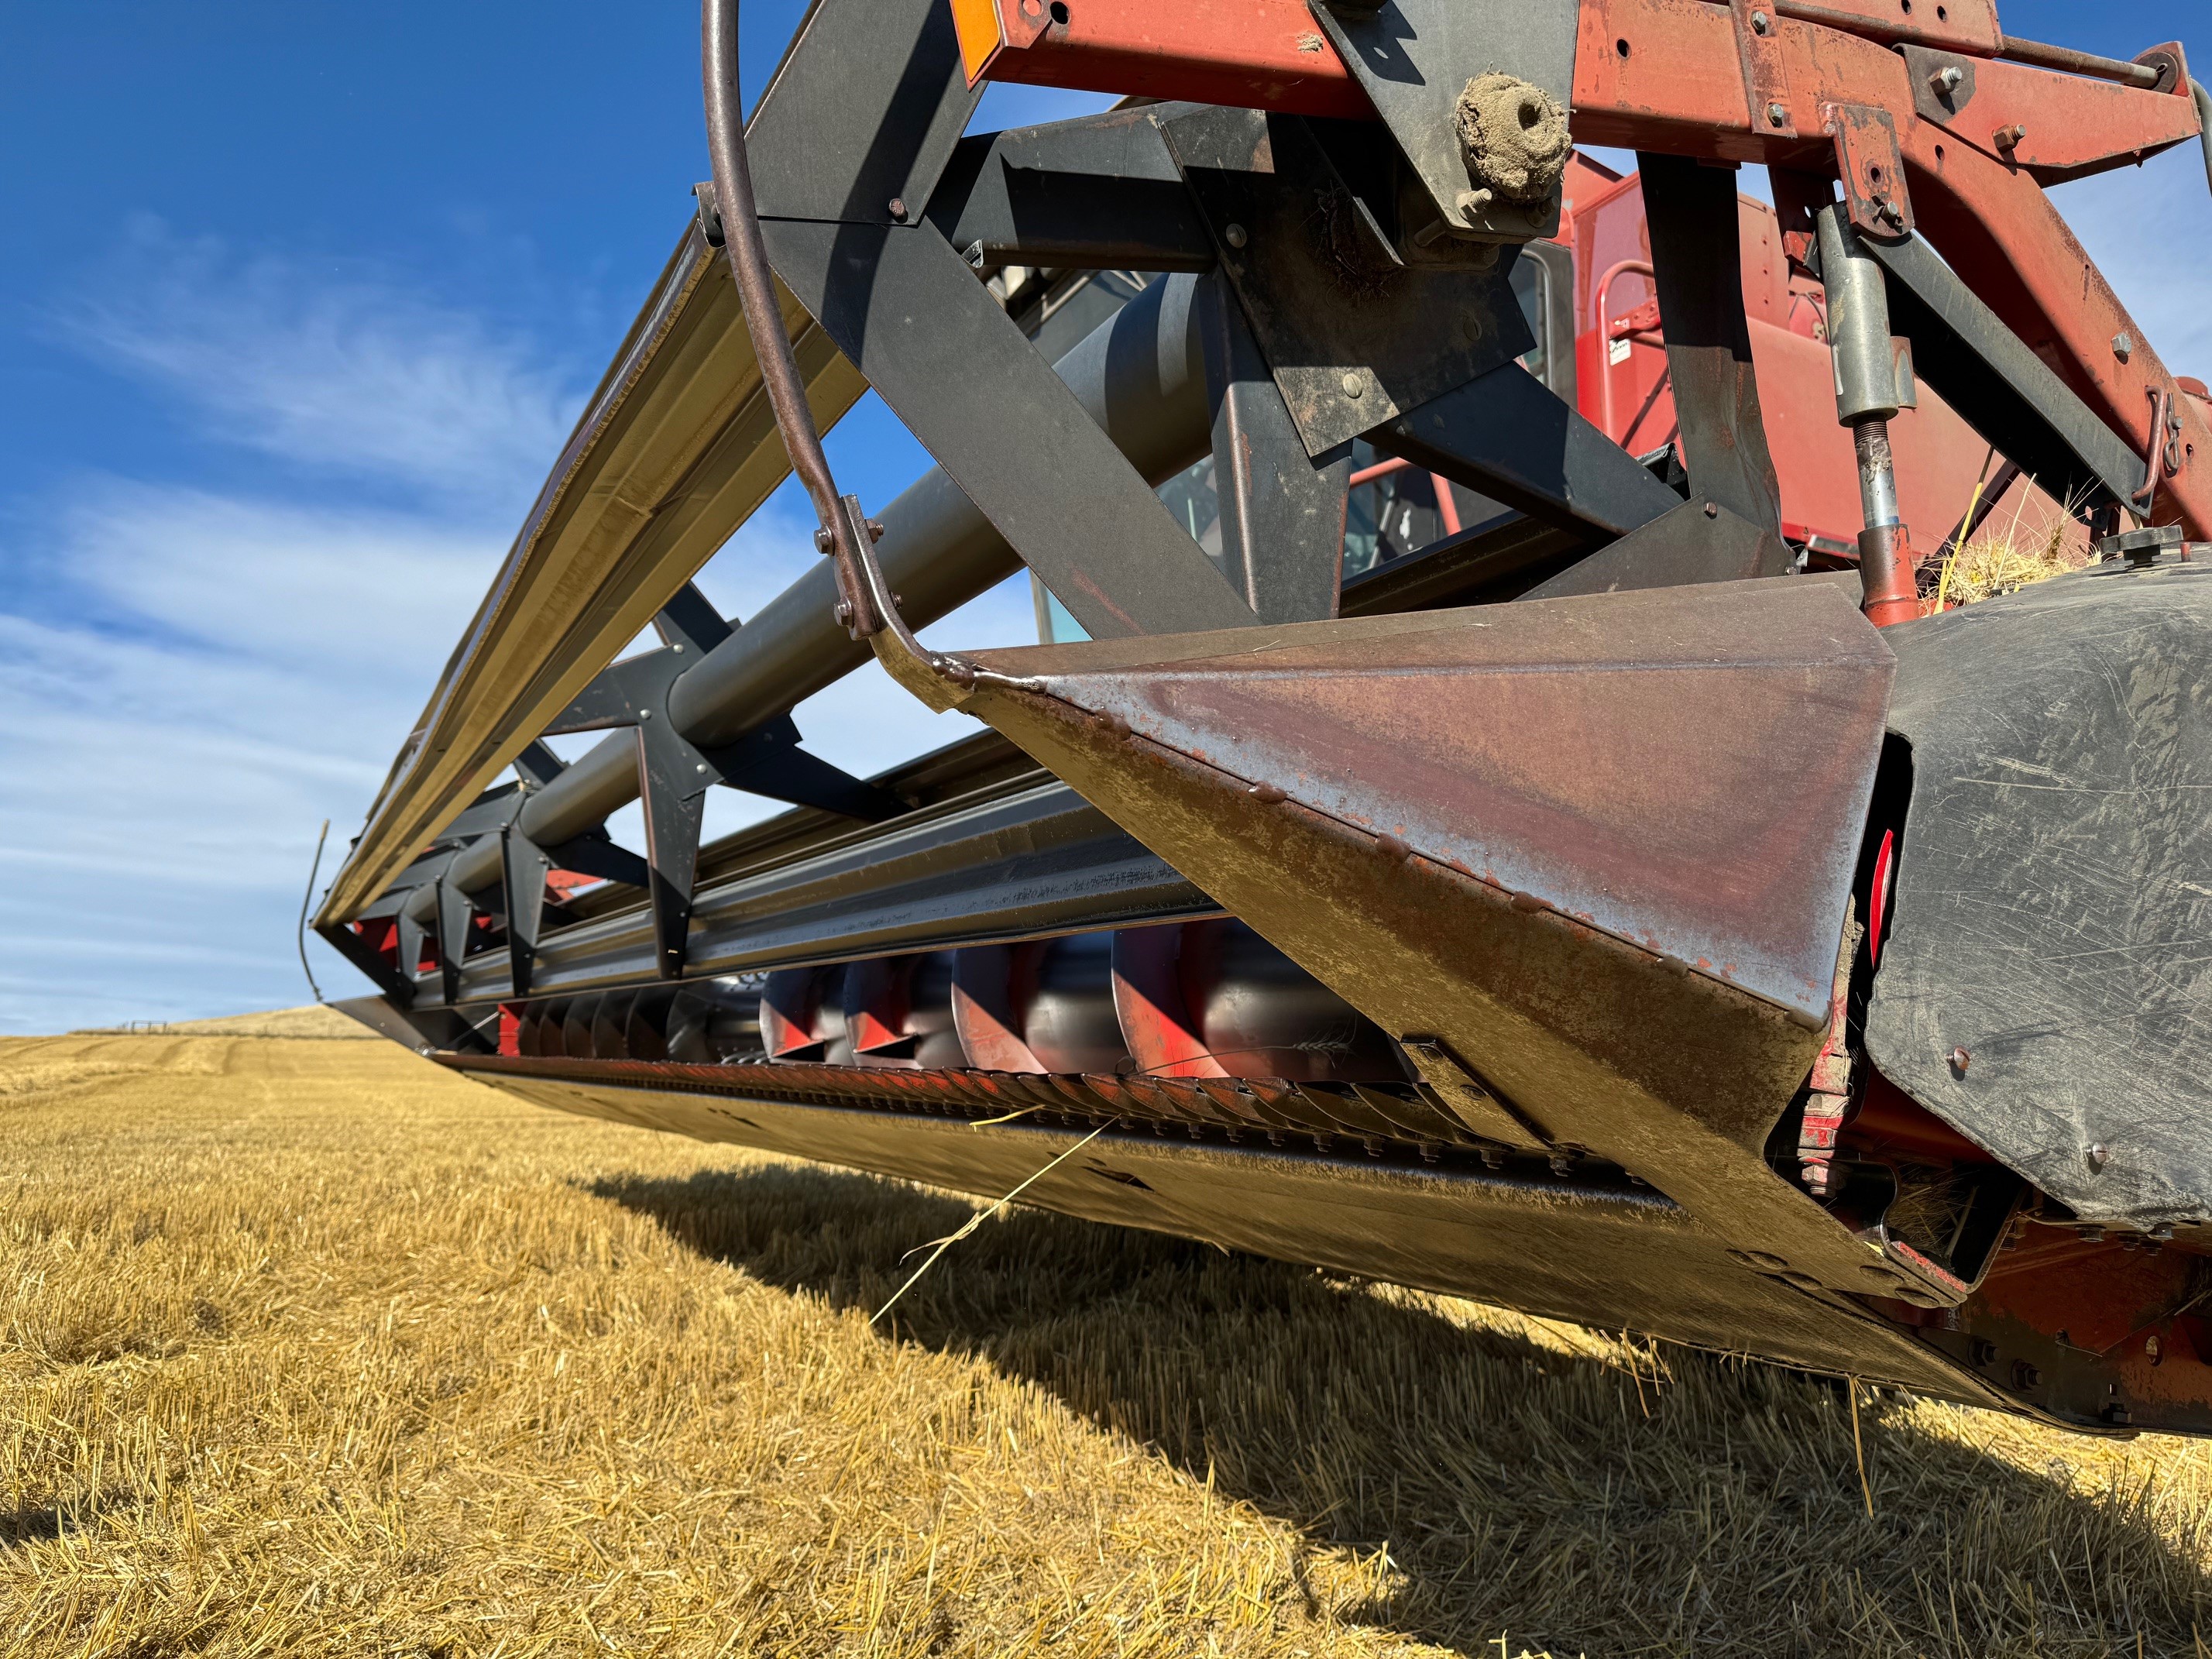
(1947, 1045, 1970, 1073)
(1929, 65, 1964, 96)
(1224, 222, 1249, 249)
(887, 197, 910, 222)
(1994, 122, 2027, 151)
(2011, 1358, 2041, 1390)
(1767, 102, 1787, 128)
(2148, 1334, 2165, 1364)
(1750, 9, 1770, 33)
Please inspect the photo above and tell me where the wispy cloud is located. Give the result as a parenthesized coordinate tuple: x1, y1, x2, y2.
(60, 219, 579, 511)
(0, 235, 585, 1031)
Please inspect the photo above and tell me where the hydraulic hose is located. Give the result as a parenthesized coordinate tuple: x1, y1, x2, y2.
(702, 0, 843, 552)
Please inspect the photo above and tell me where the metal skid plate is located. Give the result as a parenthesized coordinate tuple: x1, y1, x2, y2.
(1867, 560, 2212, 1232)
(1160, 105, 1535, 455)
(943, 579, 1938, 1305)
(466, 1063, 2017, 1410)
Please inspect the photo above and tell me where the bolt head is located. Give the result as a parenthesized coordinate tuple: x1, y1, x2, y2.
(1224, 222, 1249, 249)
(1341, 373, 1365, 399)
(813, 527, 833, 553)
(1750, 9, 1770, 33)
(887, 197, 909, 222)
(1947, 1045, 1970, 1073)
(2088, 1142, 2111, 1169)
(1702, 500, 1719, 518)
(2113, 332, 2135, 362)
(1767, 101, 1787, 127)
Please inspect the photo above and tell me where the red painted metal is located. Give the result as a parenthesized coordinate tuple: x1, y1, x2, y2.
(953, 0, 1369, 117)
(1111, 923, 1228, 1079)
(1867, 827, 1894, 966)
(949, 943, 1047, 1073)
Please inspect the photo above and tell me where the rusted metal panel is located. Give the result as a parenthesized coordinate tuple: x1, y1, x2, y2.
(974, 579, 1886, 1019)
(941, 576, 1966, 1307)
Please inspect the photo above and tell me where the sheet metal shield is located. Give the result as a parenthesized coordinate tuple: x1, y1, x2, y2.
(973, 578, 1891, 1018)
(1865, 561, 2212, 1231)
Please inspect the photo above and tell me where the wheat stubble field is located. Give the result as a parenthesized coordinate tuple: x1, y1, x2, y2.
(5, 1017, 2212, 1657)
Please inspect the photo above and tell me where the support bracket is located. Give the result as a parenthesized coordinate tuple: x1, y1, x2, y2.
(1195, 272, 1352, 622)
(544, 622, 905, 977)
(1303, 0, 1578, 245)
(1160, 104, 1534, 456)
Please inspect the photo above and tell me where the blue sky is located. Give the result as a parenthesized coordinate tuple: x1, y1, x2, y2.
(1, 2, 2206, 1031)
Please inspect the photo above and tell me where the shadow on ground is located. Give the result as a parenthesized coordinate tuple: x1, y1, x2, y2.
(590, 1161, 2210, 1657)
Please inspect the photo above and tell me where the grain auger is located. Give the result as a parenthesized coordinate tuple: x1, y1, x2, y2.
(319, 0, 2212, 1435)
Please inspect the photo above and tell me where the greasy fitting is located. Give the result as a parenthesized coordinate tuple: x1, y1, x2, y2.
(1455, 73, 1570, 204)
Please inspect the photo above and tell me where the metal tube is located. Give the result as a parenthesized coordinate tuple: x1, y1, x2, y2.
(1814, 208, 1900, 428)
(1854, 419, 1901, 529)
(2194, 80, 2212, 199)
(418, 271, 1215, 913)
(1814, 204, 1917, 625)
(1997, 34, 2162, 91)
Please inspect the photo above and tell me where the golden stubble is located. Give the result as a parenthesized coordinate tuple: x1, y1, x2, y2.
(5, 1026, 2210, 1657)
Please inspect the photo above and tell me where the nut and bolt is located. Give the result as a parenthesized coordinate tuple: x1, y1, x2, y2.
(1929, 64, 1964, 95)
(813, 527, 834, 553)
(887, 197, 909, 222)
(833, 599, 854, 626)
(1224, 222, 1249, 249)
(1767, 101, 1788, 127)
(1994, 122, 2027, 151)
(1750, 9, 1770, 33)
(2113, 332, 2135, 362)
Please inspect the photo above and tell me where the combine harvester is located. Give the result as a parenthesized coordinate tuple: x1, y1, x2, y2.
(319, 0, 2212, 1435)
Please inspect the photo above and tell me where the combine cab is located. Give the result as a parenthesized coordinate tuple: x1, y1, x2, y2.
(320, 0, 2212, 1435)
